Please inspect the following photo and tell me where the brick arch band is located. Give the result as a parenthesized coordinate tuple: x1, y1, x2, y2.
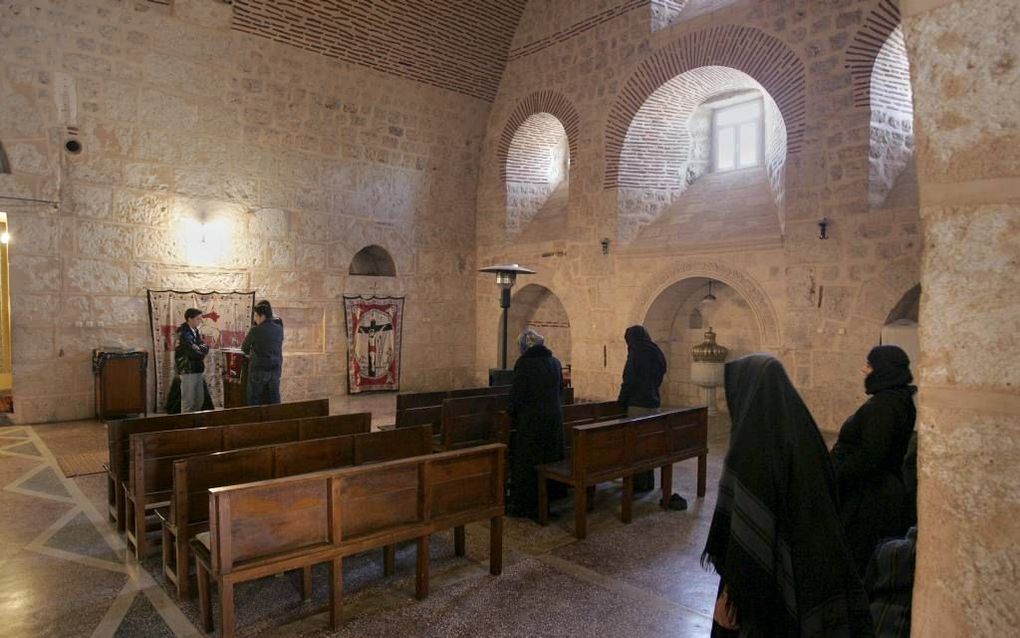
(845, 0, 902, 109)
(604, 24, 807, 189)
(497, 90, 581, 183)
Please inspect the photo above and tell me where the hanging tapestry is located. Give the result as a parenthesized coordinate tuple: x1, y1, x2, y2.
(343, 296, 404, 394)
(148, 290, 255, 412)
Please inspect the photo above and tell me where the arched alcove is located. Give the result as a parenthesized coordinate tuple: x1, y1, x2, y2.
(846, 0, 917, 208)
(616, 65, 788, 244)
(643, 277, 760, 411)
(0, 142, 10, 174)
(882, 283, 921, 379)
(349, 245, 397, 277)
(504, 113, 570, 239)
(506, 284, 571, 366)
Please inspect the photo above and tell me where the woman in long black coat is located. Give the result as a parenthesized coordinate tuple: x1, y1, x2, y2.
(831, 345, 916, 574)
(704, 354, 873, 637)
(507, 329, 565, 519)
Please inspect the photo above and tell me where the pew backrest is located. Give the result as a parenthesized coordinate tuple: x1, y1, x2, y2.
(131, 413, 371, 497)
(353, 426, 433, 465)
(206, 444, 506, 574)
(108, 399, 329, 485)
(395, 386, 510, 411)
(571, 408, 707, 482)
(394, 405, 443, 434)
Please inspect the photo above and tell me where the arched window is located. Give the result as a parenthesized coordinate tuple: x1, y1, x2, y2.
(504, 113, 570, 238)
(349, 245, 396, 277)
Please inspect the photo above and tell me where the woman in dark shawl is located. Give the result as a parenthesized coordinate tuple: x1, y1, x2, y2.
(704, 354, 874, 637)
(507, 329, 565, 519)
(831, 345, 916, 574)
(618, 325, 667, 491)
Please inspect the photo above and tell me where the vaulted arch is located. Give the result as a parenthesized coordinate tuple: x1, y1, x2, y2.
(497, 90, 581, 182)
(604, 24, 806, 189)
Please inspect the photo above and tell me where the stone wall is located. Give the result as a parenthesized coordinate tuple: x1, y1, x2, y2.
(902, 0, 1020, 634)
(0, 0, 488, 423)
(475, 0, 923, 430)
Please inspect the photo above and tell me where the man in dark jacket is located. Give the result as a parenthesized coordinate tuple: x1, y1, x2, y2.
(619, 325, 667, 492)
(508, 329, 565, 519)
(175, 308, 209, 413)
(241, 300, 284, 405)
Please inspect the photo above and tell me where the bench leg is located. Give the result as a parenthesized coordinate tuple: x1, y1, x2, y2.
(660, 463, 674, 510)
(107, 473, 117, 524)
(177, 533, 190, 599)
(416, 535, 430, 600)
(621, 475, 633, 524)
(219, 579, 235, 638)
(489, 516, 503, 576)
(115, 482, 126, 533)
(329, 557, 343, 631)
(161, 524, 172, 586)
(299, 566, 312, 601)
(196, 561, 213, 633)
(697, 453, 707, 498)
(383, 544, 396, 576)
(537, 474, 549, 526)
(454, 526, 466, 557)
(574, 485, 588, 540)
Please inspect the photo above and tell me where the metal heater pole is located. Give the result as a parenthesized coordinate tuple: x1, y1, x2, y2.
(499, 287, 511, 369)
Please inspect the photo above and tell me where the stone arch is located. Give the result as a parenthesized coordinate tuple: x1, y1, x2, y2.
(631, 259, 781, 347)
(497, 90, 580, 182)
(349, 244, 397, 277)
(845, 0, 916, 207)
(604, 24, 806, 189)
(508, 283, 572, 365)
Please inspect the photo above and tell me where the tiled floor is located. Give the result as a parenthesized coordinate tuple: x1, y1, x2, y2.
(0, 417, 733, 637)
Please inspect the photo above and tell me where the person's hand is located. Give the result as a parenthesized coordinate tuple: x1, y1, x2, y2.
(714, 586, 739, 630)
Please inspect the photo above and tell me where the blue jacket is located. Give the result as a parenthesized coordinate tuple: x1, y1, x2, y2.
(242, 317, 284, 372)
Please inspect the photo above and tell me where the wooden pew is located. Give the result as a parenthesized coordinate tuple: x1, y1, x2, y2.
(163, 425, 432, 598)
(561, 400, 626, 453)
(125, 412, 369, 558)
(191, 444, 506, 637)
(105, 399, 329, 530)
(536, 407, 707, 539)
(395, 385, 510, 412)
(394, 404, 443, 434)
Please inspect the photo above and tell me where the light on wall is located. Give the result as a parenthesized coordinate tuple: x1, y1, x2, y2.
(178, 215, 233, 266)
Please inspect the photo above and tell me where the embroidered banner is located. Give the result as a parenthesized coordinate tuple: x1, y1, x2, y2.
(147, 290, 255, 412)
(343, 296, 404, 394)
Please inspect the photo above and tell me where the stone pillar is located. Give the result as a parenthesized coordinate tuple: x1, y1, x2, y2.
(902, 0, 1020, 635)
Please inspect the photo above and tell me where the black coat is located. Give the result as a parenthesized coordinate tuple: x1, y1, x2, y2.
(174, 323, 208, 375)
(618, 326, 667, 409)
(242, 317, 284, 372)
(507, 344, 564, 517)
(831, 385, 916, 573)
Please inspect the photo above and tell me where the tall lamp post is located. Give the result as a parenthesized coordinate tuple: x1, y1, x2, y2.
(479, 263, 535, 383)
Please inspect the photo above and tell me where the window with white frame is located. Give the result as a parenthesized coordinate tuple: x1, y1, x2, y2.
(712, 98, 763, 172)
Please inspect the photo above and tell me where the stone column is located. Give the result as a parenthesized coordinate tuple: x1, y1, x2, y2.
(902, 0, 1020, 635)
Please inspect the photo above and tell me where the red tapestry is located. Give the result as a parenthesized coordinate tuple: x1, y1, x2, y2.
(148, 290, 255, 412)
(344, 296, 403, 394)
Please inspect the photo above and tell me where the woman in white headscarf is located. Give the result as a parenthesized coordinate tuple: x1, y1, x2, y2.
(507, 329, 565, 519)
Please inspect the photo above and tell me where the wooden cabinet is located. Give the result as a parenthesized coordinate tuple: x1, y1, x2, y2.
(221, 348, 248, 408)
(93, 350, 147, 419)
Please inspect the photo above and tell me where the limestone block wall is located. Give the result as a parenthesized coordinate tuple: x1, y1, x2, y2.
(902, 0, 1020, 634)
(0, 0, 487, 423)
(475, 0, 923, 431)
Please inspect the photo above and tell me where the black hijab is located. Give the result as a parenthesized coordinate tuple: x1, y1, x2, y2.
(865, 345, 915, 395)
(624, 325, 666, 368)
(703, 354, 874, 637)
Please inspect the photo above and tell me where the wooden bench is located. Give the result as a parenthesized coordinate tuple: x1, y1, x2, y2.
(125, 413, 370, 558)
(105, 399, 329, 530)
(537, 407, 707, 539)
(561, 401, 626, 451)
(191, 443, 506, 637)
(164, 425, 432, 598)
(395, 385, 511, 411)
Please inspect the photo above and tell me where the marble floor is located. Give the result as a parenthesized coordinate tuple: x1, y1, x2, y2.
(0, 417, 733, 637)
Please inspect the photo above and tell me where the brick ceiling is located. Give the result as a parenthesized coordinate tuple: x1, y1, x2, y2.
(230, 0, 530, 102)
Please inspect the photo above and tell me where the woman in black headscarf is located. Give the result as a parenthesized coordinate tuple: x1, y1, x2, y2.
(831, 345, 916, 574)
(704, 354, 873, 637)
(618, 325, 667, 492)
(507, 329, 565, 519)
